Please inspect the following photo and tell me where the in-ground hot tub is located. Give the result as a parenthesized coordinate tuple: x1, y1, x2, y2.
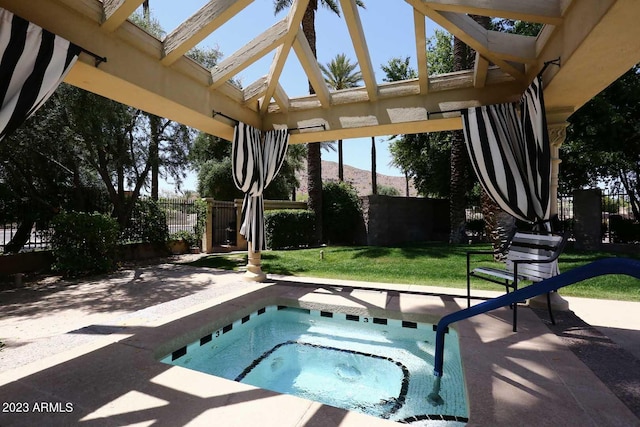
(160, 304, 468, 425)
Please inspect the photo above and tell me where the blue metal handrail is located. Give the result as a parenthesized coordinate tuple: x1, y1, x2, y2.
(433, 257, 640, 378)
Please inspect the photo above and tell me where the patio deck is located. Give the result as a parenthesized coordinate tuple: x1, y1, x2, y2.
(0, 256, 638, 426)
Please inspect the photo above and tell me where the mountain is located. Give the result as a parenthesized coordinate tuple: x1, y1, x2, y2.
(296, 160, 418, 197)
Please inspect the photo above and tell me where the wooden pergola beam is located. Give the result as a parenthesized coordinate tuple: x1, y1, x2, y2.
(244, 76, 268, 104)
(273, 83, 290, 113)
(414, 8, 429, 94)
(473, 52, 489, 88)
(425, 0, 563, 25)
(292, 31, 331, 108)
(408, 1, 528, 80)
(210, 18, 289, 90)
(101, 0, 144, 32)
(260, 0, 309, 113)
(340, 0, 378, 101)
(161, 0, 254, 66)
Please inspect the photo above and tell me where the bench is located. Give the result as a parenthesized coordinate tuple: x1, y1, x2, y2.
(466, 230, 568, 331)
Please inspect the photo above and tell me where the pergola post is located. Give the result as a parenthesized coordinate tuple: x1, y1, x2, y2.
(530, 120, 570, 312)
(548, 122, 568, 219)
(244, 242, 266, 282)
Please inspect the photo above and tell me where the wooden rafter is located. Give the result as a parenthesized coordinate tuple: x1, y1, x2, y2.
(473, 52, 489, 88)
(425, 0, 563, 25)
(273, 83, 290, 113)
(340, 0, 377, 101)
(260, 0, 309, 113)
(101, 0, 145, 32)
(8, 0, 640, 147)
(244, 76, 268, 104)
(161, 0, 254, 66)
(210, 18, 289, 90)
(487, 30, 536, 64)
(292, 31, 331, 108)
(408, 1, 529, 80)
(413, 8, 428, 94)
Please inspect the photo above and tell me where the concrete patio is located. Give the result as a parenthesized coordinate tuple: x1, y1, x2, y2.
(0, 256, 638, 426)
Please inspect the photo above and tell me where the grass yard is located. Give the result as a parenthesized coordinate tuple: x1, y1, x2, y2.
(188, 243, 640, 301)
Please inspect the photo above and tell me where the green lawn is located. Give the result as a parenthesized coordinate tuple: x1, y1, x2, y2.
(188, 243, 640, 301)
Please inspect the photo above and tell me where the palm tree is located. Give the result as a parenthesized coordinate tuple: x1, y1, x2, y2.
(320, 53, 363, 181)
(371, 136, 377, 194)
(275, 0, 364, 244)
(448, 34, 470, 243)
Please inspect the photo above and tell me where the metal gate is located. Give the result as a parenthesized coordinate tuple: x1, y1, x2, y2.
(212, 201, 236, 245)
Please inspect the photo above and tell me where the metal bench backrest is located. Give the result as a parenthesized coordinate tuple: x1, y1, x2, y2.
(505, 232, 566, 282)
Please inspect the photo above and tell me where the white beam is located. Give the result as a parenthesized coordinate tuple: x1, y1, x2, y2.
(101, 0, 144, 32)
(425, 0, 563, 25)
(292, 31, 331, 107)
(487, 30, 536, 64)
(473, 52, 489, 88)
(260, 0, 309, 113)
(409, 2, 527, 80)
(541, 0, 640, 113)
(340, 0, 378, 101)
(272, 83, 290, 113)
(0, 0, 259, 141)
(210, 19, 289, 90)
(414, 8, 429, 94)
(265, 72, 524, 143)
(244, 76, 268, 104)
(162, 0, 253, 66)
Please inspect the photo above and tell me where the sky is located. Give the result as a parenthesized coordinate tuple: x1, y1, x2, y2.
(147, 1, 438, 192)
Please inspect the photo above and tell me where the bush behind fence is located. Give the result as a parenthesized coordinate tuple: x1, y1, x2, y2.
(1, 197, 207, 253)
(2, 192, 637, 253)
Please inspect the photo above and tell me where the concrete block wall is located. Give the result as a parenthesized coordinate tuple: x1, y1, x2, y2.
(361, 195, 449, 246)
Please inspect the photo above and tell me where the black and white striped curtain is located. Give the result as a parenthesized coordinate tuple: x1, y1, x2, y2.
(232, 122, 289, 252)
(0, 8, 80, 141)
(462, 76, 551, 226)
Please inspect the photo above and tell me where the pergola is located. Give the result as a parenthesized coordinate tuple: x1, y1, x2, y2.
(2, 0, 640, 281)
(3, 0, 639, 140)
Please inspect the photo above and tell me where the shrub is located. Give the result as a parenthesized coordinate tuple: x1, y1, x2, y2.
(121, 198, 169, 244)
(264, 210, 315, 249)
(169, 230, 199, 247)
(192, 199, 207, 246)
(466, 219, 485, 235)
(377, 184, 400, 196)
(322, 181, 364, 245)
(51, 211, 120, 276)
(609, 215, 640, 243)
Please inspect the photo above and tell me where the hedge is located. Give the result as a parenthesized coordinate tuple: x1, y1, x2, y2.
(51, 211, 120, 277)
(264, 209, 315, 249)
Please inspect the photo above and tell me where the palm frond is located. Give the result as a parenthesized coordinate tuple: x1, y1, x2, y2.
(274, 0, 294, 15)
(321, 0, 341, 16)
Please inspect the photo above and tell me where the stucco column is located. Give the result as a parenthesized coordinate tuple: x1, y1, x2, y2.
(548, 123, 567, 218)
(201, 198, 214, 254)
(234, 199, 247, 251)
(244, 242, 266, 282)
(529, 121, 570, 312)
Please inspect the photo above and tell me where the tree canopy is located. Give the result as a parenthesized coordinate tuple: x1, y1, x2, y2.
(384, 30, 471, 200)
(190, 131, 304, 201)
(563, 64, 640, 219)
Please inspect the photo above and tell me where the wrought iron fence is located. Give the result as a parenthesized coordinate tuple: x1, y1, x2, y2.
(557, 190, 636, 242)
(157, 198, 204, 236)
(0, 222, 53, 253)
(211, 200, 236, 245)
(1, 198, 208, 253)
(466, 190, 635, 244)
